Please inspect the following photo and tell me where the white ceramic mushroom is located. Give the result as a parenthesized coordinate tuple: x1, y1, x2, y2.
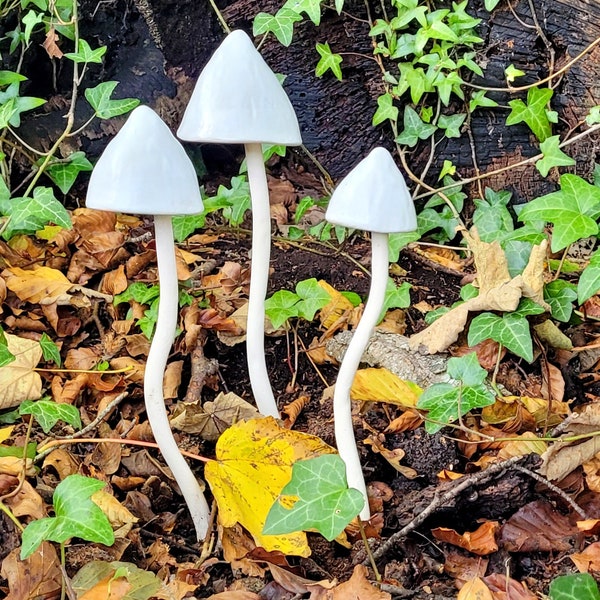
(86, 105, 210, 540)
(177, 30, 302, 419)
(325, 147, 417, 521)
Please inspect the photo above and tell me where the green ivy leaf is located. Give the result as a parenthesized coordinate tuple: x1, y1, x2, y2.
(381, 278, 411, 319)
(485, 0, 501, 10)
(417, 354, 495, 434)
(535, 136, 575, 177)
(296, 278, 331, 321)
(579, 250, 600, 303)
(388, 231, 420, 262)
(46, 151, 93, 194)
(19, 399, 81, 434)
(437, 113, 466, 139)
(544, 280, 577, 322)
(114, 282, 160, 306)
(39, 332, 61, 366)
(395, 105, 437, 147)
(585, 106, 600, 127)
(263, 454, 364, 541)
(468, 312, 533, 362)
(253, 9, 302, 47)
(504, 64, 525, 82)
(172, 214, 206, 242)
(265, 290, 300, 329)
(22, 9, 44, 45)
(283, 0, 322, 25)
(549, 573, 600, 600)
(468, 90, 499, 112)
(218, 176, 251, 226)
(315, 43, 343, 81)
(64, 38, 107, 64)
(21, 474, 114, 559)
(0, 82, 46, 127)
(473, 188, 514, 243)
(518, 174, 600, 252)
(0, 326, 15, 368)
(85, 81, 140, 119)
(2, 186, 72, 240)
(506, 87, 554, 142)
(0, 71, 26, 86)
(372, 92, 398, 126)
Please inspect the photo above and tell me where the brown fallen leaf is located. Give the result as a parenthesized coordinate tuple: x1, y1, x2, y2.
(498, 500, 578, 552)
(443, 551, 488, 588)
(570, 541, 600, 573)
(331, 565, 391, 599)
(0, 334, 42, 409)
(267, 562, 336, 597)
(364, 434, 418, 479)
(3, 265, 74, 304)
(483, 573, 537, 600)
(1, 542, 62, 600)
(221, 523, 266, 577)
(42, 27, 63, 58)
(91, 490, 138, 537)
(457, 577, 493, 600)
(205, 592, 260, 600)
(432, 521, 499, 555)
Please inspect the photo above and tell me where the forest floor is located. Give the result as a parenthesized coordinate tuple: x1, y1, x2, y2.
(1, 153, 600, 600)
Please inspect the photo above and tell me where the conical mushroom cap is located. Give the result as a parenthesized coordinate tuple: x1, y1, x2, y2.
(177, 30, 302, 145)
(325, 147, 417, 233)
(86, 106, 203, 216)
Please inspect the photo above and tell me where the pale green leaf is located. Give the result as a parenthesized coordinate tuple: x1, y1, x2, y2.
(506, 87, 554, 142)
(85, 81, 140, 119)
(535, 136, 575, 177)
(315, 43, 343, 81)
(20, 399, 81, 434)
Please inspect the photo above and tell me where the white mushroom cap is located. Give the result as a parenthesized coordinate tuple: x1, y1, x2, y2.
(177, 30, 302, 146)
(86, 105, 204, 216)
(325, 147, 417, 233)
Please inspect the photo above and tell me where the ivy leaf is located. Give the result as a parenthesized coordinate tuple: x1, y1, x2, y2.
(19, 399, 81, 434)
(85, 81, 140, 119)
(263, 454, 364, 541)
(395, 105, 437, 147)
(39, 332, 61, 366)
(0, 82, 46, 127)
(535, 135, 575, 177)
(265, 290, 300, 329)
(585, 106, 600, 127)
(468, 312, 533, 362)
(438, 113, 466, 139)
(283, 0, 322, 25)
(579, 250, 600, 303)
(218, 176, 251, 226)
(518, 174, 600, 252)
(295, 278, 331, 321)
(549, 573, 600, 600)
(372, 92, 398, 126)
(544, 280, 577, 322)
(21, 474, 114, 559)
(63, 38, 107, 64)
(469, 90, 499, 112)
(388, 231, 420, 262)
(473, 188, 514, 242)
(504, 64, 525, 83)
(506, 87, 554, 142)
(417, 354, 495, 434)
(45, 151, 93, 194)
(22, 9, 44, 45)
(315, 43, 343, 81)
(253, 9, 302, 47)
(485, 0, 501, 9)
(381, 279, 411, 319)
(438, 160, 456, 180)
(2, 186, 72, 240)
(172, 214, 207, 242)
(0, 327, 15, 369)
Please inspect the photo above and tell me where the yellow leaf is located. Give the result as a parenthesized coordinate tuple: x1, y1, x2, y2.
(204, 417, 335, 556)
(317, 280, 354, 329)
(497, 432, 547, 460)
(351, 368, 422, 408)
(0, 334, 43, 409)
(91, 490, 138, 537)
(3, 265, 73, 304)
(0, 425, 14, 444)
(457, 577, 494, 600)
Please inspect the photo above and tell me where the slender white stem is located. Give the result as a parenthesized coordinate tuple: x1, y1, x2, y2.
(145, 215, 210, 539)
(245, 143, 279, 418)
(333, 232, 389, 521)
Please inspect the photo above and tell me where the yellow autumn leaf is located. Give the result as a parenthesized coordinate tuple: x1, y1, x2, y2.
(0, 425, 14, 444)
(0, 334, 43, 409)
(3, 265, 73, 304)
(204, 417, 335, 556)
(351, 368, 422, 408)
(317, 280, 354, 329)
(457, 577, 494, 600)
(497, 432, 547, 460)
(91, 489, 138, 537)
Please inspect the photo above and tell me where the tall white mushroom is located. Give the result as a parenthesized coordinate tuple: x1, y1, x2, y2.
(86, 105, 210, 539)
(177, 30, 302, 419)
(325, 147, 417, 521)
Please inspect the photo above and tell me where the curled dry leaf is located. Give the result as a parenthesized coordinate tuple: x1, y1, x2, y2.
(570, 541, 600, 573)
(221, 524, 266, 578)
(483, 573, 538, 600)
(0, 334, 42, 409)
(432, 521, 499, 556)
(364, 434, 418, 479)
(443, 551, 488, 587)
(332, 565, 391, 599)
(281, 395, 310, 428)
(267, 562, 336, 597)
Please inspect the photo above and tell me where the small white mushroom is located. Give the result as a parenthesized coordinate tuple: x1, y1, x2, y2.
(86, 105, 210, 539)
(177, 30, 302, 419)
(325, 147, 417, 521)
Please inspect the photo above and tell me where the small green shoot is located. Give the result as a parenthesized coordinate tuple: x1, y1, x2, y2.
(263, 454, 364, 541)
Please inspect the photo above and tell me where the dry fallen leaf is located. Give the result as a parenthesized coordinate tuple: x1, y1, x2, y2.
(432, 521, 499, 555)
(0, 334, 42, 409)
(331, 565, 391, 599)
(204, 417, 335, 556)
(3, 265, 74, 304)
(91, 489, 138, 536)
(364, 434, 418, 479)
(570, 541, 600, 573)
(457, 577, 494, 600)
(351, 368, 423, 408)
(483, 573, 537, 600)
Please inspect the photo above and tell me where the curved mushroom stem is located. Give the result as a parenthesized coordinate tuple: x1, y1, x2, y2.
(145, 215, 211, 539)
(333, 231, 389, 522)
(244, 143, 279, 418)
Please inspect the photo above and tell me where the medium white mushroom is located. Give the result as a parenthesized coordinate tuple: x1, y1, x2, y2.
(325, 147, 417, 521)
(86, 105, 210, 539)
(177, 30, 302, 419)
